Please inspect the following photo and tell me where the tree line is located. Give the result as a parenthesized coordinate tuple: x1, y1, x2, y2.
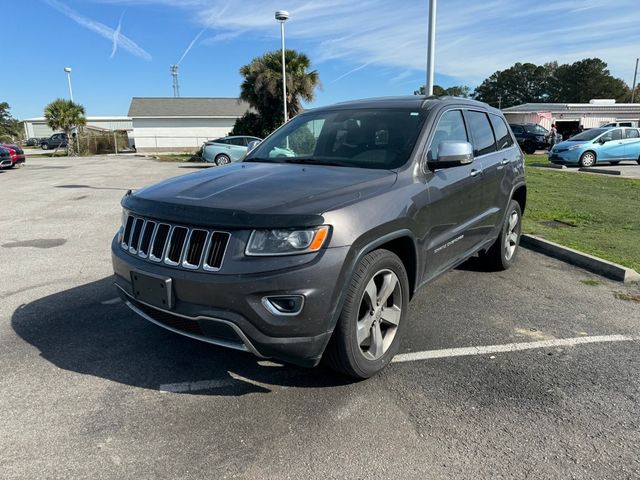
(416, 58, 640, 109)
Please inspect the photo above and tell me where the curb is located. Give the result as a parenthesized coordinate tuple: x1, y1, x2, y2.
(530, 163, 566, 169)
(578, 167, 621, 175)
(520, 234, 640, 283)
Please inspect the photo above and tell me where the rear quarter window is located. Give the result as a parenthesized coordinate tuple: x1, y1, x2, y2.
(489, 115, 514, 150)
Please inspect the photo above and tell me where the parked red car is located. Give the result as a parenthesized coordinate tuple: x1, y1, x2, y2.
(0, 143, 26, 168)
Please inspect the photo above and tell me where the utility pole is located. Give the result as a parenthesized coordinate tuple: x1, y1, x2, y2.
(426, 0, 436, 96)
(631, 58, 639, 103)
(64, 67, 74, 102)
(498, 95, 502, 110)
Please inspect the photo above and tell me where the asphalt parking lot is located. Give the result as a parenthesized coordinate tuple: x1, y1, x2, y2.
(1, 156, 639, 479)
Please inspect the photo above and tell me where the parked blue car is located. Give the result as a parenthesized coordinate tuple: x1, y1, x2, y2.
(549, 127, 640, 167)
(202, 136, 262, 165)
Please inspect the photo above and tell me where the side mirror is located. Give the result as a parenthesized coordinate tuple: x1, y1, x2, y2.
(247, 140, 261, 152)
(427, 141, 473, 170)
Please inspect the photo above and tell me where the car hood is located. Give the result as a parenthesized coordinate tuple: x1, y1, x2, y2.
(122, 162, 398, 228)
(554, 140, 587, 149)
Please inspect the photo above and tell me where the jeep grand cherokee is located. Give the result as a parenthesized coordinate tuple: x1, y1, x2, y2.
(112, 96, 526, 378)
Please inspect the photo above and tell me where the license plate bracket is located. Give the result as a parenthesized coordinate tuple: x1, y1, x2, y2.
(131, 271, 173, 309)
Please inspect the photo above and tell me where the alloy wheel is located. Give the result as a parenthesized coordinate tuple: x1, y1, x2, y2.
(504, 211, 519, 261)
(356, 269, 402, 361)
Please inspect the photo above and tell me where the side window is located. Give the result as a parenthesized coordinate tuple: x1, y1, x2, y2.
(620, 122, 632, 127)
(427, 110, 468, 162)
(510, 125, 523, 134)
(625, 128, 639, 139)
(601, 129, 623, 142)
(228, 138, 246, 146)
(489, 115, 514, 150)
(466, 111, 496, 156)
(215, 138, 228, 145)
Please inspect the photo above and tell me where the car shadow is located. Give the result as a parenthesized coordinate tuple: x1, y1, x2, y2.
(11, 276, 352, 396)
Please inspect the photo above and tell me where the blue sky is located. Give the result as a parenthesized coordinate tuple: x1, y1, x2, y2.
(5, 0, 640, 119)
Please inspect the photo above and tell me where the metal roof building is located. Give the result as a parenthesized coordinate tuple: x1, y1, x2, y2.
(23, 116, 132, 138)
(502, 100, 640, 136)
(128, 97, 252, 152)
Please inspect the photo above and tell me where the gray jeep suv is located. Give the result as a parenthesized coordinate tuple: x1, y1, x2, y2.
(111, 96, 526, 378)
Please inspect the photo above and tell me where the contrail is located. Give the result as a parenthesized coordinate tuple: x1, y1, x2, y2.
(331, 62, 371, 83)
(45, 0, 151, 61)
(177, 27, 207, 65)
(110, 10, 126, 59)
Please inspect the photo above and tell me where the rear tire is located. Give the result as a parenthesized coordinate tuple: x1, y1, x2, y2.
(215, 154, 231, 166)
(478, 200, 522, 271)
(579, 151, 596, 167)
(323, 249, 409, 379)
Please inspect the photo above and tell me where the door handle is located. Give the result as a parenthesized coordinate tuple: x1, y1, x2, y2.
(469, 169, 482, 177)
(501, 159, 510, 165)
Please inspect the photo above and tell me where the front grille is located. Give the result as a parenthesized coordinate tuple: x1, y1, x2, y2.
(121, 214, 231, 272)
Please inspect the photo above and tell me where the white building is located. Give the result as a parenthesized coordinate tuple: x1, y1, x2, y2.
(23, 116, 132, 138)
(128, 97, 252, 153)
(502, 100, 640, 137)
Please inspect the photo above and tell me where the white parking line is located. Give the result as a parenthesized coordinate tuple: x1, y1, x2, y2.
(392, 334, 639, 363)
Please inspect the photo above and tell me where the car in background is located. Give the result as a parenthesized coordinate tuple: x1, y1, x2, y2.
(548, 127, 640, 167)
(202, 136, 262, 165)
(0, 146, 12, 168)
(508, 123, 550, 154)
(0, 143, 26, 168)
(601, 121, 639, 128)
(41, 133, 68, 150)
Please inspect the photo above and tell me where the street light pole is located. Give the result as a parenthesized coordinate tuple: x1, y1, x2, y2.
(275, 10, 289, 123)
(64, 67, 74, 102)
(426, 0, 436, 96)
(631, 57, 639, 103)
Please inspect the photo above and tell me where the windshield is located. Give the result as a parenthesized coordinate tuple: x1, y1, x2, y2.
(523, 125, 548, 135)
(245, 108, 427, 169)
(569, 128, 607, 141)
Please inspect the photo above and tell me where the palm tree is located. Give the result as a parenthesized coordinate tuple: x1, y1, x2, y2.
(44, 99, 86, 156)
(238, 49, 320, 135)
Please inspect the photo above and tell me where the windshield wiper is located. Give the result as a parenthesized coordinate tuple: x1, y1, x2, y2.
(283, 158, 352, 167)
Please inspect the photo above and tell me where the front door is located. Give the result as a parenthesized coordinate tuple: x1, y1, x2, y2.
(597, 128, 625, 161)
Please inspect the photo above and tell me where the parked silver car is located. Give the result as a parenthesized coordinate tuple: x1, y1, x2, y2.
(202, 136, 262, 165)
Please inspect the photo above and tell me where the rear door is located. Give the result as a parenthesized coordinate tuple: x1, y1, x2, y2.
(422, 109, 485, 278)
(227, 137, 248, 161)
(622, 128, 640, 160)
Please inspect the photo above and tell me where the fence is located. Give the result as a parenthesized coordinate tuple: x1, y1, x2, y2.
(132, 135, 228, 153)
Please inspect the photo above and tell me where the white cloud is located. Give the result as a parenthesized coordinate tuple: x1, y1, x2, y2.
(46, 0, 152, 61)
(89, 0, 640, 86)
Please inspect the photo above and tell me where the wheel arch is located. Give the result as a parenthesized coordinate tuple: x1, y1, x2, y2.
(511, 183, 527, 215)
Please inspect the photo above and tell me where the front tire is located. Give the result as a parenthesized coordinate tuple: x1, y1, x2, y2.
(579, 151, 596, 167)
(215, 154, 231, 166)
(41, 144, 49, 150)
(324, 249, 409, 379)
(478, 200, 522, 271)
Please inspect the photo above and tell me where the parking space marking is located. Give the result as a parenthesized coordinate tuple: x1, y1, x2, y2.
(159, 379, 235, 393)
(392, 334, 639, 363)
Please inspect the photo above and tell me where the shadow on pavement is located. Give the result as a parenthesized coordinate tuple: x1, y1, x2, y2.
(11, 276, 351, 396)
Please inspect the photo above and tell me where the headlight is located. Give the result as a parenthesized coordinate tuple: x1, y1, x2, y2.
(246, 226, 330, 256)
(567, 144, 583, 151)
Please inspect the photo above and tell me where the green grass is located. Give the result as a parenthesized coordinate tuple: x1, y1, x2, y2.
(580, 279, 603, 286)
(521, 156, 640, 271)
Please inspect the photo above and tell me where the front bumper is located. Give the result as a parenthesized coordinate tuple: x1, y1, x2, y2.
(112, 236, 351, 367)
(548, 151, 580, 164)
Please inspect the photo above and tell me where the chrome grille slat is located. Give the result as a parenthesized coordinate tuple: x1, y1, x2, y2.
(121, 215, 230, 272)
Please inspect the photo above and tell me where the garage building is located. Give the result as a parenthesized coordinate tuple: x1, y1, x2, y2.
(128, 97, 251, 153)
(23, 116, 132, 138)
(502, 100, 640, 138)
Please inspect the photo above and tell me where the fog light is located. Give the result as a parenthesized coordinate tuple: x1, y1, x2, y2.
(262, 295, 305, 316)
